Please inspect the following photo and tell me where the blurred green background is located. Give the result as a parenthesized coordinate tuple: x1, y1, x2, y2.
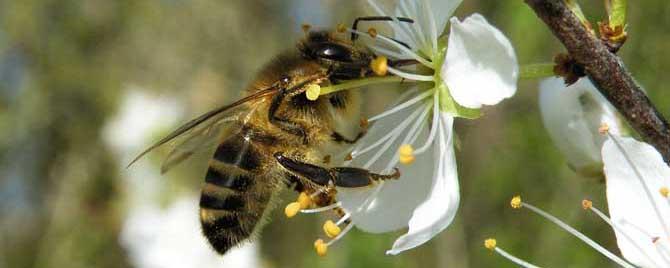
(1, 1, 668, 267)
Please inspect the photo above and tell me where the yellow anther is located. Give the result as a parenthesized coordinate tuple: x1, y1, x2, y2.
(284, 202, 301, 218)
(370, 56, 388, 76)
(398, 144, 415, 165)
(314, 239, 328, 256)
(598, 123, 610, 135)
(510, 196, 522, 209)
(661, 187, 669, 198)
(484, 238, 497, 250)
(582, 199, 593, 210)
(298, 192, 312, 209)
(323, 220, 341, 238)
(305, 84, 321, 101)
(336, 23, 347, 33)
(302, 23, 312, 33)
(367, 27, 378, 38)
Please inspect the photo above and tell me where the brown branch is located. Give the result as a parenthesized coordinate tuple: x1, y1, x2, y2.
(525, 0, 670, 162)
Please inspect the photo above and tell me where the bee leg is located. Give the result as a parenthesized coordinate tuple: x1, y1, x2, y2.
(268, 87, 309, 144)
(274, 152, 400, 188)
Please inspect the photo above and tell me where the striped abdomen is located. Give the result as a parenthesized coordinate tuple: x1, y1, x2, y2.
(199, 130, 276, 254)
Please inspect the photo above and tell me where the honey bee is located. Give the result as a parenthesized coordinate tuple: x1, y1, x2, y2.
(130, 17, 414, 255)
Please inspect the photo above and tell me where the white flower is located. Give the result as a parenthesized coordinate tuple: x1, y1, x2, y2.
(488, 132, 670, 268)
(604, 134, 670, 268)
(120, 196, 262, 268)
(294, 0, 518, 256)
(539, 77, 624, 175)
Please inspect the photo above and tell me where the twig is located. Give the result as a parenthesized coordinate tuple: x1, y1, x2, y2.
(525, 0, 670, 162)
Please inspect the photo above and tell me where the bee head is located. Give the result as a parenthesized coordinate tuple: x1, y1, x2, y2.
(299, 30, 370, 64)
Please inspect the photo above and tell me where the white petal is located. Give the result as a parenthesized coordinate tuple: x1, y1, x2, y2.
(428, 0, 461, 36)
(443, 14, 518, 109)
(387, 113, 459, 255)
(540, 77, 624, 171)
(603, 136, 670, 267)
(338, 99, 434, 233)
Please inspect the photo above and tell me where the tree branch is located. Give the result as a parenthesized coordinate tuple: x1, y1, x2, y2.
(525, 0, 670, 162)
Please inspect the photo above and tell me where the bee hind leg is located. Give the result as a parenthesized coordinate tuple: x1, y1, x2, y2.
(274, 152, 399, 188)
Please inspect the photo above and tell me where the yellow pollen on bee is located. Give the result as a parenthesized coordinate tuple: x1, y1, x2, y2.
(510, 196, 522, 209)
(598, 123, 610, 135)
(314, 239, 328, 256)
(370, 56, 388, 76)
(323, 220, 341, 238)
(398, 144, 415, 165)
(661, 187, 669, 198)
(284, 202, 301, 218)
(484, 238, 497, 250)
(298, 192, 312, 209)
(336, 23, 347, 33)
(305, 84, 321, 101)
(581, 199, 593, 210)
(367, 27, 378, 38)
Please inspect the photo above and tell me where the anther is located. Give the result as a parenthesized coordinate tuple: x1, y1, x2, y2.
(305, 84, 321, 101)
(661, 187, 669, 198)
(314, 239, 328, 256)
(284, 202, 301, 218)
(323, 220, 341, 238)
(582, 199, 593, 210)
(484, 238, 497, 250)
(367, 27, 378, 38)
(360, 118, 369, 129)
(398, 144, 415, 165)
(336, 23, 346, 33)
(510, 196, 522, 209)
(344, 152, 353, 161)
(370, 56, 388, 76)
(298, 192, 312, 209)
(598, 123, 610, 135)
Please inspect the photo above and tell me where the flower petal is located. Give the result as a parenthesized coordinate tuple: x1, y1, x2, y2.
(443, 14, 518, 109)
(603, 135, 670, 267)
(387, 113, 459, 255)
(338, 99, 434, 233)
(540, 77, 624, 172)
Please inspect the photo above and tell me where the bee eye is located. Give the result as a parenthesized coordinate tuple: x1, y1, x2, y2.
(314, 43, 352, 62)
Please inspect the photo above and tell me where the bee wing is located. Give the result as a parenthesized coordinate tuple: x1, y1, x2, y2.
(127, 87, 277, 169)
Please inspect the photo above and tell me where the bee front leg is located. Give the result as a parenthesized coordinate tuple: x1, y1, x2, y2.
(274, 152, 400, 188)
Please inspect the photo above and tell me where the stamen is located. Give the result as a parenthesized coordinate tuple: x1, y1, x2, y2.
(414, 92, 439, 154)
(661, 187, 669, 198)
(347, 28, 434, 69)
(510, 196, 522, 209)
(326, 222, 354, 246)
(364, 105, 424, 168)
(585, 200, 663, 268)
(300, 202, 342, 214)
(298, 192, 312, 209)
(387, 66, 434, 81)
(365, 0, 423, 51)
(323, 220, 341, 238)
(305, 84, 321, 101)
(369, 45, 406, 59)
(367, 27, 378, 38)
(398, 144, 415, 164)
(370, 56, 388, 76)
(368, 89, 434, 122)
(314, 239, 328, 256)
(383, 103, 431, 171)
(284, 202, 301, 218)
(608, 132, 670, 238)
(518, 199, 635, 268)
(484, 238, 541, 268)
